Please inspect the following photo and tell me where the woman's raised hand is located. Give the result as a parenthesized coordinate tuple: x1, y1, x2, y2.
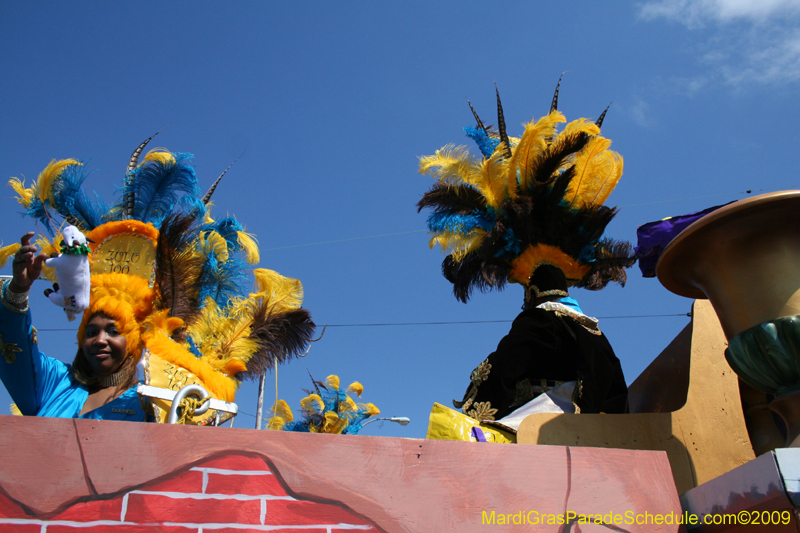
(10, 232, 47, 293)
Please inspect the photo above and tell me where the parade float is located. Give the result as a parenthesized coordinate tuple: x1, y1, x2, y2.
(2, 103, 800, 532)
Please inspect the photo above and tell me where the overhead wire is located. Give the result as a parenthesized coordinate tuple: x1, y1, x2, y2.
(261, 189, 765, 252)
(34, 313, 689, 333)
(17, 189, 744, 333)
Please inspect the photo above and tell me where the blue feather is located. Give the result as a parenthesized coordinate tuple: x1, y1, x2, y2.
(427, 212, 493, 235)
(128, 153, 200, 226)
(464, 126, 500, 159)
(51, 163, 106, 231)
(200, 216, 245, 252)
(280, 384, 377, 434)
(196, 253, 249, 308)
(494, 228, 522, 258)
(177, 194, 207, 221)
(21, 197, 55, 235)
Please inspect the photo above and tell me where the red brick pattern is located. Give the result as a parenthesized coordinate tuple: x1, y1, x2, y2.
(0, 454, 376, 531)
(0, 524, 40, 533)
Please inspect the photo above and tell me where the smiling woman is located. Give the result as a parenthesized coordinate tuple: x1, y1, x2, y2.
(0, 233, 156, 421)
(0, 140, 315, 424)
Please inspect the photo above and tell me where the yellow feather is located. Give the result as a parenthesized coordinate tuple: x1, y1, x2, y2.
(10, 403, 22, 416)
(475, 150, 507, 209)
(581, 150, 623, 206)
(187, 296, 261, 372)
(418, 145, 477, 186)
(34, 235, 60, 282)
(272, 399, 294, 422)
(36, 159, 81, 204)
(251, 269, 304, 312)
(265, 399, 294, 429)
(340, 395, 358, 413)
(266, 415, 285, 430)
(561, 117, 600, 138)
(300, 394, 325, 414)
(325, 375, 340, 390)
(203, 204, 216, 225)
(222, 358, 249, 375)
(324, 411, 347, 434)
(8, 159, 81, 209)
(185, 297, 222, 354)
(512, 112, 566, 192)
(198, 231, 229, 263)
(360, 403, 380, 417)
(8, 177, 35, 208)
(237, 231, 260, 264)
(428, 229, 485, 260)
(143, 149, 175, 165)
(347, 381, 363, 396)
(0, 243, 21, 269)
(565, 136, 623, 208)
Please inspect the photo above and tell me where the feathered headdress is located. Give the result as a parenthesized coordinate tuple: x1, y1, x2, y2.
(2, 133, 315, 423)
(418, 81, 637, 302)
(266, 375, 380, 435)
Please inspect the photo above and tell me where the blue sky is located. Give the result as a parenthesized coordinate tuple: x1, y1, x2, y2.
(1, 1, 799, 437)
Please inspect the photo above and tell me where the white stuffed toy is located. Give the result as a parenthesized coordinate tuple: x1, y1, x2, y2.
(44, 225, 92, 321)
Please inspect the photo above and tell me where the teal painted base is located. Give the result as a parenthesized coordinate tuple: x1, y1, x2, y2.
(726, 315, 800, 397)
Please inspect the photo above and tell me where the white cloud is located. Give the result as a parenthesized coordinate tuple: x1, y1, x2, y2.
(638, 0, 800, 87)
(640, 0, 800, 26)
(625, 96, 656, 127)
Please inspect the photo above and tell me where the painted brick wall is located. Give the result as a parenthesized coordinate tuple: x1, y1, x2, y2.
(0, 454, 376, 532)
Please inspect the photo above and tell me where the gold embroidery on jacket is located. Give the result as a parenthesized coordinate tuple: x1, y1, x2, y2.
(467, 401, 498, 422)
(0, 333, 22, 364)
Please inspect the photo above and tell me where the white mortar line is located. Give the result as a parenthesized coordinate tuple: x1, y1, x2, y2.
(0, 518, 373, 530)
(202, 470, 209, 494)
(120, 493, 129, 522)
(190, 467, 272, 476)
(260, 498, 266, 525)
(162, 523, 373, 531)
(128, 489, 296, 501)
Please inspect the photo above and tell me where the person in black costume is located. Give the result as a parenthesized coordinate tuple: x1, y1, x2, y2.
(416, 85, 637, 427)
(454, 266, 628, 422)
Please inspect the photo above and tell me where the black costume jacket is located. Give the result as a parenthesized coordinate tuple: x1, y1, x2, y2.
(456, 306, 628, 422)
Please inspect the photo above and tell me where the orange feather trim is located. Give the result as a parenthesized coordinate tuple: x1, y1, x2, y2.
(86, 220, 159, 254)
(141, 328, 238, 402)
(509, 244, 590, 285)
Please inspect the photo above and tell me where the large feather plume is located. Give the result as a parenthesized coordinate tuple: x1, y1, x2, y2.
(186, 268, 314, 382)
(8, 159, 82, 235)
(418, 93, 636, 302)
(272, 374, 380, 434)
(5, 141, 316, 415)
(123, 151, 202, 227)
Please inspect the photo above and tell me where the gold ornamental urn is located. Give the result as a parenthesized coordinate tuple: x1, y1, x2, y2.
(657, 190, 800, 447)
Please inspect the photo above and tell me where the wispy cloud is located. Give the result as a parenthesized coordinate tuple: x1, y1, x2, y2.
(638, 0, 800, 88)
(626, 95, 655, 128)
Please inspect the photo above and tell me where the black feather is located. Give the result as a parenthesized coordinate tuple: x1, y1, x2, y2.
(153, 213, 204, 330)
(596, 104, 610, 128)
(550, 73, 564, 113)
(467, 99, 488, 134)
(495, 85, 512, 159)
(417, 183, 486, 214)
(237, 307, 316, 380)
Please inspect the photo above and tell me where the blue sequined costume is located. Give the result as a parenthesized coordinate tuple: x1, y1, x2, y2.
(0, 281, 151, 421)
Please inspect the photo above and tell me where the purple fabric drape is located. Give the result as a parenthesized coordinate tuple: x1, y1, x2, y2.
(635, 202, 733, 277)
